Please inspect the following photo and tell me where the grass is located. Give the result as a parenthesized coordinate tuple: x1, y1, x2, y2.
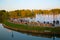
(3, 21, 60, 32)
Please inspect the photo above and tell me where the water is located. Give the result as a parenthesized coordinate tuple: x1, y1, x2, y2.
(0, 24, 60, 40)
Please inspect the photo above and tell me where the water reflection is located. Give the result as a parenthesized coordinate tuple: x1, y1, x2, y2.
(7, 29, 14, 38)
(11, 31, 14, 38)
(6, 28, 60, 38)
(0, 24, 60, 40)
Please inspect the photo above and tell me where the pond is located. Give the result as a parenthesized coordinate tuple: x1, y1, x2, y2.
(0, 24, 60, 40)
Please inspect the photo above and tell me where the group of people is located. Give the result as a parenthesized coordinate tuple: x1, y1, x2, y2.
(53, 20, 59, 24)
(43, 20, 60, 26)
(9, 18, 60, 27)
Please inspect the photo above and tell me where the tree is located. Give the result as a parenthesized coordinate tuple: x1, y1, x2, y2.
(0, 10, 8, 23)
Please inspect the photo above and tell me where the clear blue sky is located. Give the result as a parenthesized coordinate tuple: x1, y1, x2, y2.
(0, 0, 60, 11)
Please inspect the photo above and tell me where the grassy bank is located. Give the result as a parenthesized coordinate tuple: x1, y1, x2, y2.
(3, 21, 60, 33)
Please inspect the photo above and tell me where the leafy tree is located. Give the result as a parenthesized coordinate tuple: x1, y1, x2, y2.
(0, 10, 8, 23)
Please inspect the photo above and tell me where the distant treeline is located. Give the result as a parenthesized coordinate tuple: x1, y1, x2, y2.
(0, 8, 60, 20)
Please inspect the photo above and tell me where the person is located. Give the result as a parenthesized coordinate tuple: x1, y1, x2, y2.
(56, 20, 59, 24)
(44, 21, 46, 24)
(47, 22, 49, 24)
(53, 20, 55, 24)
(53, 20, 56, 26)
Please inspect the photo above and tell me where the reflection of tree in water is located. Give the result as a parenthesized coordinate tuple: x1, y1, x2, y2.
(7, 30, 14, 38)
(26, 32, 60, 40)
(12, 31, 14, 38)
(7, 29, 14, 39)
(4, 26, 60, 40)
(11, 31, 14, 40)
(53, 32, 55, 40)
(16, 30, 60, 38)
(6, 28, 60, 39)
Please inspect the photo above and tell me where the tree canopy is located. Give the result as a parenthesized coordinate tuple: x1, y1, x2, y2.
(0, 8, 60, 19)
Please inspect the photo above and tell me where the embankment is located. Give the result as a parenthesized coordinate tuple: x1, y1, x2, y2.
(3, 21, 60, 34)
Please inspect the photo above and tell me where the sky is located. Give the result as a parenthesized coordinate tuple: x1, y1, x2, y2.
(0, 0, 60, 11)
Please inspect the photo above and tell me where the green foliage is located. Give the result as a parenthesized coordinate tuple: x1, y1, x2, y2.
(0, 10, 9, 23)
(4, 21, 60, 32)
(0, 8, 60, 22)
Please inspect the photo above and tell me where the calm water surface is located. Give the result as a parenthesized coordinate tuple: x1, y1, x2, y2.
(0, 24, 60, 40)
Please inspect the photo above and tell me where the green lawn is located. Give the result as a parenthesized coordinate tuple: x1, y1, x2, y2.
(3, 21, 60, 32)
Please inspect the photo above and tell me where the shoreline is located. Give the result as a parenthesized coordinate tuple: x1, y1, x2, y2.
(3, 24, 60, 34)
